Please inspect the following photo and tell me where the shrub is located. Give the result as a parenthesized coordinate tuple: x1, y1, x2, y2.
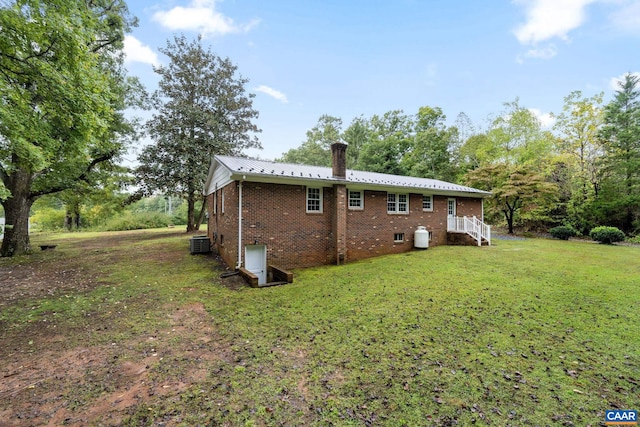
(98, 211, 173, 231)
(626, 235, 640, 244)
(30, 208, 66, 231)
(549, 225, 578, 240)
(589, 226, 625, 244)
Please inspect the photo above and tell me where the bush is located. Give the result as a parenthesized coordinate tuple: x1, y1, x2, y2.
(30, 208, 66, 231)
(626, 235, 640, 244)
(549, 225, 578, 240)
(589, 226, 625, 244)
(98, 211, 173, 231)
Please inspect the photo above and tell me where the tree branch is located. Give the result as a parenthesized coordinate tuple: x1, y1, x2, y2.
(30, 152, 116, 199)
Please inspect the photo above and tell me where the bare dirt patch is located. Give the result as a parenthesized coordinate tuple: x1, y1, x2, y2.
(0, 230, 238, 426)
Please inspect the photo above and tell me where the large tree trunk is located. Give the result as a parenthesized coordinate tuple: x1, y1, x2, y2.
(194, 196, 207, 231)
(1, 170, 34, 257)
(186, 192, 196, 232)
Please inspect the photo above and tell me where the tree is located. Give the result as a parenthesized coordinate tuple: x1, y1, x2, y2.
(137, 35, 261, 232)
(486, 99, 555, 167)
(552, 91, 605, 232)
(465, 163, 557, 234)
(401, 106, 460, 181)
(356, 110, 412, 175)
(342, 116, 369, 169)
(278, 115, 342, 166)
(0, 0, 139, 256)
(597, 73, 640, 233)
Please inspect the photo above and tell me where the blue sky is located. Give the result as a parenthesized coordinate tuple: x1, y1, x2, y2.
(122, 0, 640, 162)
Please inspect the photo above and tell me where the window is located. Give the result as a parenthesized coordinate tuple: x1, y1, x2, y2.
(213, 193, 217, 215)
(306, 187, 322, 212)
(221, 191, 225, 214)
(422, 195, 433, 211)
(348, 190, 363, 210)
(387, 193, 408, 213)
(394, 232, 405, 242)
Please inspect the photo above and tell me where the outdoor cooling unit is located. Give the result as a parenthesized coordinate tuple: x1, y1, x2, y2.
(190, 235, 211, 254)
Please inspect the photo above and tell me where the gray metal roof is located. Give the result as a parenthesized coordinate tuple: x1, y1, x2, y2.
(215, 155, 490, 196)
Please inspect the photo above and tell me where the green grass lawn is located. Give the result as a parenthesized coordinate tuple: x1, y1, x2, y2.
(1, 230, 638, 426)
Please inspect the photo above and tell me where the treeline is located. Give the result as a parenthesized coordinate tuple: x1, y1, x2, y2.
(29, 194, 200, 232)
(279, 75, 640, 236)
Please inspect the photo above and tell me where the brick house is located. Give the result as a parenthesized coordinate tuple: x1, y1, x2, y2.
(204, 143, 491, 284)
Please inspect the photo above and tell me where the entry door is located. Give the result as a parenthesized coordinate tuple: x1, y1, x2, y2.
(448, 198, 456, 217)
(245, 245, 267, 285)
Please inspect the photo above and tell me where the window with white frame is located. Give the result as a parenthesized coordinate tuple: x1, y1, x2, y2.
(348, 190, 363, 210)
(422, 195, 433, 211)
(213, 193, 217, 215)
(306, 187, 322, 212)
(387, 193, 408, 214)
(394, 232, 405, 242)
(221, 191, 225, 214)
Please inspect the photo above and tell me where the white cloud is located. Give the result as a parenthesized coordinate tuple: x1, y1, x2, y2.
(513, 0, 596, 45)
(123, 35, 159, 66)
(609, 0, 640, 34)
(515, 44, 557, 64)
(255, 85, 288, 103)
(152, 0, 259, 38)
(529, 108, 556, 127)
(609, 71, 640, 90)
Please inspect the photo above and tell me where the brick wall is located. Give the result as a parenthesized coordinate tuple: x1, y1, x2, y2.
(209, 180, 484, 270)
(209, 183, 240, 269)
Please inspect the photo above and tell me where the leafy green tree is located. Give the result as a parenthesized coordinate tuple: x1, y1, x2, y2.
(0, 0, 140, 256)
(465, 163, 557, 234)
(278, 115, 342, 166)
(597, 73, 640, 233)
(401, 106, 459, 181)
(460, 99, 558, 231)
(137, 35, 261, 232)
(356, 110, 412, 175)
(486, 99, 555, 167)
(552, 91, 605, 232)
(342, 116, 369, 169)
(56, 165, 133, 230)
(459, 133, 495, 171)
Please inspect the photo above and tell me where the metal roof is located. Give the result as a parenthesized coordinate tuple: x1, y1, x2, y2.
(215, 155, 491, 196)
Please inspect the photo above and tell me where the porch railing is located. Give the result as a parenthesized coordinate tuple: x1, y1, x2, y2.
(447, 216, 491, 246)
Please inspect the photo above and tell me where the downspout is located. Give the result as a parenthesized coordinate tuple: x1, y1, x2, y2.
(236, 178, 244, 269)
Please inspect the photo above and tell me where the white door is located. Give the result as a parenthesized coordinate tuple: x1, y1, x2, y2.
(245, 245, 267, 285)
(447, 198, 456, 217)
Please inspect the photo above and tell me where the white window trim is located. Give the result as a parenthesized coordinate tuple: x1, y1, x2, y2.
(221, 191, 225, 214)
(306, 187, 323, 213)
(348, 190, 364, 210)
(387, 193, 409, 214)
(422, 194, 433, 212)
(394, 232, 405, 242)
(213, 192, 217, 215)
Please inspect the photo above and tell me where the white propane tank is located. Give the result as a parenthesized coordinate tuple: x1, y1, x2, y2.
(414, 226, 429, 249)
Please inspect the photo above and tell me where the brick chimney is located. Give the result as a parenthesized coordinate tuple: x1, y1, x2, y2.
(331, 142, 347, 179)
(331, 142, 348, 265)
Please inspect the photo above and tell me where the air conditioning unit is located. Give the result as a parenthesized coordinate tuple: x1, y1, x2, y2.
(190, 235, 210, 254)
